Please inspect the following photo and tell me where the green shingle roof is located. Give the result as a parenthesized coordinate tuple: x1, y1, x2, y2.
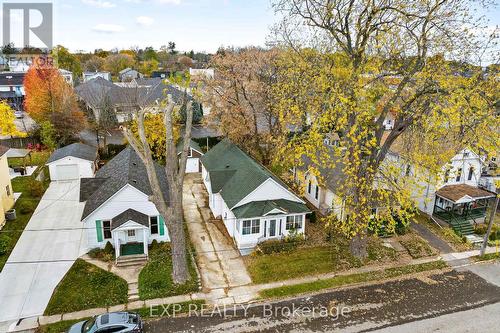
(232, 199, 310, 219)
(201, 139, 298, 208)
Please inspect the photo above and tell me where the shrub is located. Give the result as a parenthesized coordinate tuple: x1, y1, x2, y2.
(285, 228, 305, 243)
(475, 224, 488, 235)
(17, 200, 35, 214)
(104, 241, 114, 254)
(308, 212, 317, 224)
(28, 179, 44, 198)
(257, 239, 298, 255)
(0, 235, 11, 255)
(87, 243, 115, 262)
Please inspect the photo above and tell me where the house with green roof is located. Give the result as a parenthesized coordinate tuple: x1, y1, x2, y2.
(201, 139, 310, 254)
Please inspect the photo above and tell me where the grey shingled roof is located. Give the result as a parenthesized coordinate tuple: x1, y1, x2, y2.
(111, 208, 149, 230)
(80, 146, 170, 220)
(201, 139, 298, 208)
(47, 143, 98, 163)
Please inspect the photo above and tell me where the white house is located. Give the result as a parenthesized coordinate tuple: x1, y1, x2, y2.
(201, 139, 310, 254)
(46, 143, 98, 181)
(177, 139, 204, 173)
(119, 68, 143, 82)
(59, 69, 73, 86)
(82, 71, 112, 82)
(80, 146, 169, 264)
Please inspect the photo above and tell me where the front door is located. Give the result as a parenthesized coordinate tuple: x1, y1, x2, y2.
(269, 219, 276, 237)
(126, 229, 137, 242)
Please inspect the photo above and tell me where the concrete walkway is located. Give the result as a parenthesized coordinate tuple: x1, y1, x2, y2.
(0, 180, 86, 332)
(411, 221, 454, 254)
(183, 174, 252, 299)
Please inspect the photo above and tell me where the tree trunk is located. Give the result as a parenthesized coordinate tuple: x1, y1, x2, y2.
(349, 233, 368, 259)
(167, 181, 190, 284)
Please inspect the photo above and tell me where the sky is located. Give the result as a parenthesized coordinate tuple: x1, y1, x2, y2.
(2, 0, 500, 55)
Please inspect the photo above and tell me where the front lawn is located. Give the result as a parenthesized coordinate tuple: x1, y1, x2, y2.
(246, 237, 398, 284)
(399, 233, 438, 259)
(260, 260, 448, 299)
(8, 151, 50, 168)
(473, 252, 500, 262)
(138, 243, 200, 300)
(0, 176, 48, 271)
(44, 259, 128, 315)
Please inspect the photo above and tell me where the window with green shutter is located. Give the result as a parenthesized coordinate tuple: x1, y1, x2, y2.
(96, 220, 103, 242)
(159, 216, 165, 236)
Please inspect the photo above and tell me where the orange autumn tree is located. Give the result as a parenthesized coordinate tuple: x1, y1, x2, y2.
(24, 59, 86, 145)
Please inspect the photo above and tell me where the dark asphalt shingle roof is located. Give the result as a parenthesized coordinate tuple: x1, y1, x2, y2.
(232, 199, 310, 219)
(201, 139, 296, 208)
(0, 72, 24, 86)
(47, 143, 98, 163)
(111, 208, 149, 230)
(80, 146, 170, 219)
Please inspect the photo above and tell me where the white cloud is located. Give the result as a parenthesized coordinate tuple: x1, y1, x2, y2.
(156, 0, 182, 4)
(82, 0, 116, 8)
(92, 24, 125, 33)
(136, 16, 155, 26)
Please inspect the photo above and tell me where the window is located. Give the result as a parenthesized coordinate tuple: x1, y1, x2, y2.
(127, 230, 136, 237)
(467, 167, 474, 181)
(456, 168, 462, 182)
(315, 185, 319, 200)
(286, 215, 303, 230)
(150, 216, 158, 235)
(242, 219, 260, 235)
(307, 180, 312, 194)
(188, 148, 193, 157)
(405, 165, 411, 177)
(444, 168, 450, 183)
(102, 220, 111, 239)
(463, 152, 470, 158)
(5, 185, 10, 196)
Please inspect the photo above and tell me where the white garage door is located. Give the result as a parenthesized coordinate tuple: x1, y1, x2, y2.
(56, 164, 79, 180)
(186, 158, 200, 173)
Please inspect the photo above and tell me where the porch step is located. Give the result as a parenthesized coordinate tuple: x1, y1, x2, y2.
(116, 254, 148, 267)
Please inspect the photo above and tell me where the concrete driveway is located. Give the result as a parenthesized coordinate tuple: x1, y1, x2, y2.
(0, 180, 86, 330)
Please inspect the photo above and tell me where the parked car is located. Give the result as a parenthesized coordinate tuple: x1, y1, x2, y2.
(67, 312, 143, 333)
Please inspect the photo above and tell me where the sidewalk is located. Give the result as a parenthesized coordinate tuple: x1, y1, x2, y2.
(12, 245, 498, 332)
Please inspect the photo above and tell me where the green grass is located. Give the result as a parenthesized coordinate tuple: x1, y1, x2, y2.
(246, 238, 397, 284)
(473, 252, 500, 262)
(44, 259, 128, 315)
(399, 234, 438, 259)
(0, 177, 48, 271)
(8, 151, 50, 168)
(138, 243, 200, 300)
(260, 260, 448, 299)
(37, 300, 206, 333)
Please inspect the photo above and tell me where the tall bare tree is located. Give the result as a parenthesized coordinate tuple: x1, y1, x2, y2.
(122, 84, 194, 284)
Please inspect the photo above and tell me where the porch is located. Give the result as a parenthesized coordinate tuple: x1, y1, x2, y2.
(110, 209, 151, 262)
(433, 184, 495, 236)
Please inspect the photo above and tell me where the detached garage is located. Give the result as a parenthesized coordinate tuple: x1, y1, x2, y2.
(177, 139, 204, 173)
(46, 143, 98, 181)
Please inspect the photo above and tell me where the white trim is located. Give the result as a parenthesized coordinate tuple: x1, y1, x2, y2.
(113, 220, 148, 232)
(81, 184, 150, 222)
(46, 155, 95, 165)
(231, 178, 305, 210)
(263, 208, 287, 216)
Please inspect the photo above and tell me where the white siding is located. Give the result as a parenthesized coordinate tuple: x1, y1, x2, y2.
(47, 156, 95, 181)
(83, 184, 169, 249)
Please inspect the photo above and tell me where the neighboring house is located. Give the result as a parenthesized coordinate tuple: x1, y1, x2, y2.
(189, 68, 215, 79)
(0, 146, 15, 228)
(76, 77, 188, 124)
(59, 69, 73, 86)
(46, 143, 98, 181)
(79, 146, 170, 262)
(119, 68, 143, 82)
(82, 71, 112, 82)
(201, 139, 310, 254)
(177, 139, 204, 173)
(0, 72, 25, 110)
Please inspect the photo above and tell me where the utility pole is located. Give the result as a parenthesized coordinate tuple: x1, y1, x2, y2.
(480, 189, 499, 257)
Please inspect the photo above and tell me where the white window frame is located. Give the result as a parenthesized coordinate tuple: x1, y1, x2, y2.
(286, 215, 303, 230)
(242, 219, 260, 235)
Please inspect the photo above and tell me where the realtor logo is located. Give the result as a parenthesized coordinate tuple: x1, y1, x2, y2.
(2, 2, 53, 49)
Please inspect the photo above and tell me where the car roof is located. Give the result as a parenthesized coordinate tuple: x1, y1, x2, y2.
(97, 312, 129, 327)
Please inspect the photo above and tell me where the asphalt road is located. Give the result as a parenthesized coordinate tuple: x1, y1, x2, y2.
(145, 266, 500, 333)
